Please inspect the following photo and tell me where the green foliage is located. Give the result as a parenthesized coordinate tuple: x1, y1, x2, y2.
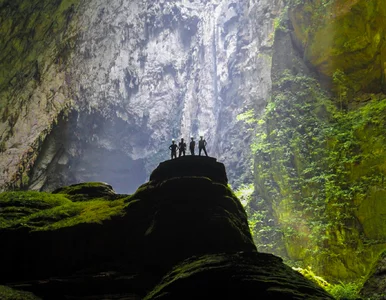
(293, 266, 330, 289)
(294, 266, 362, 299)
(326, 282, 362, 300)
(246, 67, 386, 278)
(332, 69, 355, 110)
(234, 183, 254, 207)
(236, 109, 258, 131)
(0, 285, 41, 300)
(0, 190, 129, 231)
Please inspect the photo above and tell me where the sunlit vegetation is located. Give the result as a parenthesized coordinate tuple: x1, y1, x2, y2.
(0, 189, 129, 231)
(294, 267, 362, 300)
(238, 67, 386, 280)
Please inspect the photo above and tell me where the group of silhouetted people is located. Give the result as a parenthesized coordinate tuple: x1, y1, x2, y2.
(169, 136, 208, 159)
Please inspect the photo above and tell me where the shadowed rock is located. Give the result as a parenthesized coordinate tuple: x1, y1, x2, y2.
(150, 156, 228, 184)
(360, 250, 386, 299)
(145, 253, 334, 300)
(0, 159, 333, 299)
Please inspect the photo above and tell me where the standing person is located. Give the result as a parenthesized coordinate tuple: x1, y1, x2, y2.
(189, 136, 195, 155)
(178, 138, 186, 157)
(198, 136, 208, 156)
(169, 139, 178, 159)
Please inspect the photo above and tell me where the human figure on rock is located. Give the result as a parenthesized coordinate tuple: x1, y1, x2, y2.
(178, 138, 186, 157)
(189, 136, 195, 155)
(198, 136, 208, 156)
(169, 139, 179, 159)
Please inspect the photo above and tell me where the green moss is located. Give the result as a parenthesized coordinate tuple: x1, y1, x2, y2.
(0, 0, 81, 110)
(53, 182, 121, 201)
(145, 253, 334, 299)
(0, 285, 41, 300)
(289, 0, 386, 94)
(0, 189, 129, 231)
(248, 67, 386, 280)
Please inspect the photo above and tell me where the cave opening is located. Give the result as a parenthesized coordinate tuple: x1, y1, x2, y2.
(28, 110, 147, 194)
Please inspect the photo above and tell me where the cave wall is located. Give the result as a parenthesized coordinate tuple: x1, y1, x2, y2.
(251, 0, 386, 281)
(0, 0, 81, 191)
(0, 0, 283, 193)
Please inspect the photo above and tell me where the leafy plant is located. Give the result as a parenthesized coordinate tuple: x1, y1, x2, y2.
(293, 266, 362, 299)
(326, 282, 361, 300)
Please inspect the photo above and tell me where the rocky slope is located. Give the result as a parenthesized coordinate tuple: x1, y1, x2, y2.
(0, 157, 333, 299)
(0, 0, 283, 193)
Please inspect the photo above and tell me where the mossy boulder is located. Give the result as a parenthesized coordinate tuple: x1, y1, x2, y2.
(144, 252, 334, 300)
(0, 182, 128, 232)
(52, 182, 120, 201)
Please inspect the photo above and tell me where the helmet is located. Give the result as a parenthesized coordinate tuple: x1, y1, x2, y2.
(172, 139, 175, 141)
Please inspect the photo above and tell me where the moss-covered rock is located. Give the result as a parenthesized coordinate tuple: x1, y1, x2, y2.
(144, 252, 334, 299)
(0, 285, 41, 300)
(0, 159, 269, 298)
(52, 181, 120, 201)
(0, 0, 81, 191)
(289, 0, 386, 93)
(0, 158, 334, 298)
(250, 3, 386, 281)
(0, 183, 128, 232)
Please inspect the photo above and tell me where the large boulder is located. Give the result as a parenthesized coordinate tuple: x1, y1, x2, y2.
(145, 252, 334, 300)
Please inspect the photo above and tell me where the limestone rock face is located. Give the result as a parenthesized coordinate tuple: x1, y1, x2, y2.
(0, 0, 80, 192)
(0, 0, 283, 193)
(251, 0, 386, 282)
(289, 0, 386, 93)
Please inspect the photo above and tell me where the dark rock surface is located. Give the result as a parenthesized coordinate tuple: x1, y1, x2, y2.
(145, 252, 334, 300)
(0, 160, 332, 299)
(52, 181, 118, 200)
(360, 250, 386, 299)
(150, 156, 228, 184)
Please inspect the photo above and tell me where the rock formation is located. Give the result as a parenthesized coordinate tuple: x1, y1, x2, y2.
(0, 158, 333, 299)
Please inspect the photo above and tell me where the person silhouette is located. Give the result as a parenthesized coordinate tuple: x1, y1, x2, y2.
(189, 136, 195, 155)
(169, 139, 179, 159)
(198, 136, 208, 156)
(178, 138, 186, 157)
